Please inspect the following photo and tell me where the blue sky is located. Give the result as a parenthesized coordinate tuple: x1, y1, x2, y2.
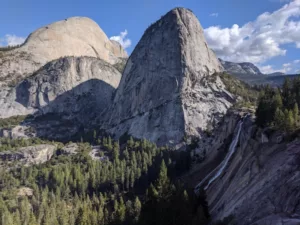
(1, 0, 300, 74)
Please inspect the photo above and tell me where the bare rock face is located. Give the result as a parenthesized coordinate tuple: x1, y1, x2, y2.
(0, 144, 56, 166)
(0, 17, 127, 86)
(17, 187, 34, 197)
(0, 125, 35, 139)
(101, 8, 232, 145)
(219, 59, 262, 75)
(60, 143, 79, 155)
(192, 113, 300, 224)
(0, 56, 121, 119)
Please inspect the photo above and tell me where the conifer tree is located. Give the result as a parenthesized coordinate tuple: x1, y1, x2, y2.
(117, 197, 126, 223)
(284, 109, 295, 132)
(28, 211, 38, 225)
(274, 108, 285, 128)
(133, 196, 142, 223)
(147, 183, 159, 200)
(293, 103, 299, 125)
(107, 136, 113, 151)
(128, 136, 134, 149)
(75, 207, 89, 225)
(113, 141, 120, 163)
(93, 130, 97, 141)
(98, 206, 104, 224)
(155, 160, 170, 198)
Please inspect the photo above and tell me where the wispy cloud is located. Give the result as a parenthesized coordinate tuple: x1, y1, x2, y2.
(293, 59, 300, 64)
(110, 30, 131, 49)
(269, 0, 292, 3)
(260, 61, 296, 74)
(0, 34, 26, 46)
(209, 13, 219, 17)
(204, 0, 300, 64)
(259, 65, 273, 74)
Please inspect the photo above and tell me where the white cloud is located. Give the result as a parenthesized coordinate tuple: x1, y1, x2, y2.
(293, 59, 300, 63)
(110, 30, 131, 49)
(269, 0, 292, 2)
(260, 65, 277, 74)
(0, 34, 25, 46)
(210, 13, 219, 17)
(260, 62, 293, 74)
(204, 0, 300, 64)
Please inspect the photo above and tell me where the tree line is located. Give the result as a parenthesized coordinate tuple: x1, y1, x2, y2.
(256, 77, 300, 132)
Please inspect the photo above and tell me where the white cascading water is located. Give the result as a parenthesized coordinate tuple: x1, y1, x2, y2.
(194, 119, 244, 194)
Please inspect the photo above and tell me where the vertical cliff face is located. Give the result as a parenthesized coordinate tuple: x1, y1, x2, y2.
(0, 56, 122, 140)
(101, 8, 232, 145)
(0, 56, 121, 119)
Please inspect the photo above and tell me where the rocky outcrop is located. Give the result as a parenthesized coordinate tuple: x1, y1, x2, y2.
(0, 144, 56, 166)
(100, 8, 233, 145)
(89, 146, 108, 161)
(0, 17, 127, 86)
(0, 125, 36, 139)
(0, 56, 121, 118)
(17, 187, 34, 197)
(60, 143, 79, 155)
(219, 59, 262, 76)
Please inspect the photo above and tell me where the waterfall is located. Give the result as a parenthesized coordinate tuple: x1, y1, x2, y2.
(194, 118, 244, 194)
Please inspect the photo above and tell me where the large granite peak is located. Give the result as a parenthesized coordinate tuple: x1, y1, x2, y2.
(0, 16, 127, 86)
(22, 16, 127, 63)
(100, 7, 232, 145)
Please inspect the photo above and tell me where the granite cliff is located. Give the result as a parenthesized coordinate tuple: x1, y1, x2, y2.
(0, 56, 121, 119)
(0, 56, 121, 140)
(100, 8, 233, 145)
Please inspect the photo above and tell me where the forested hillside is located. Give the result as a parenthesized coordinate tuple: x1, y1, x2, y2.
(0, 136, 217, 225)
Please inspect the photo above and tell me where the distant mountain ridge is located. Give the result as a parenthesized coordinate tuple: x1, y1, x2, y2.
(219, 59, 262, 75)
(219, 59, 289, 77)
(268, 72, 285, 76)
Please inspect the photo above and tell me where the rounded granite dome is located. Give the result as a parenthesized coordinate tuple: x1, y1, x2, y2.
(21, 16, 127, 65)
(0, 16, 127, 87)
